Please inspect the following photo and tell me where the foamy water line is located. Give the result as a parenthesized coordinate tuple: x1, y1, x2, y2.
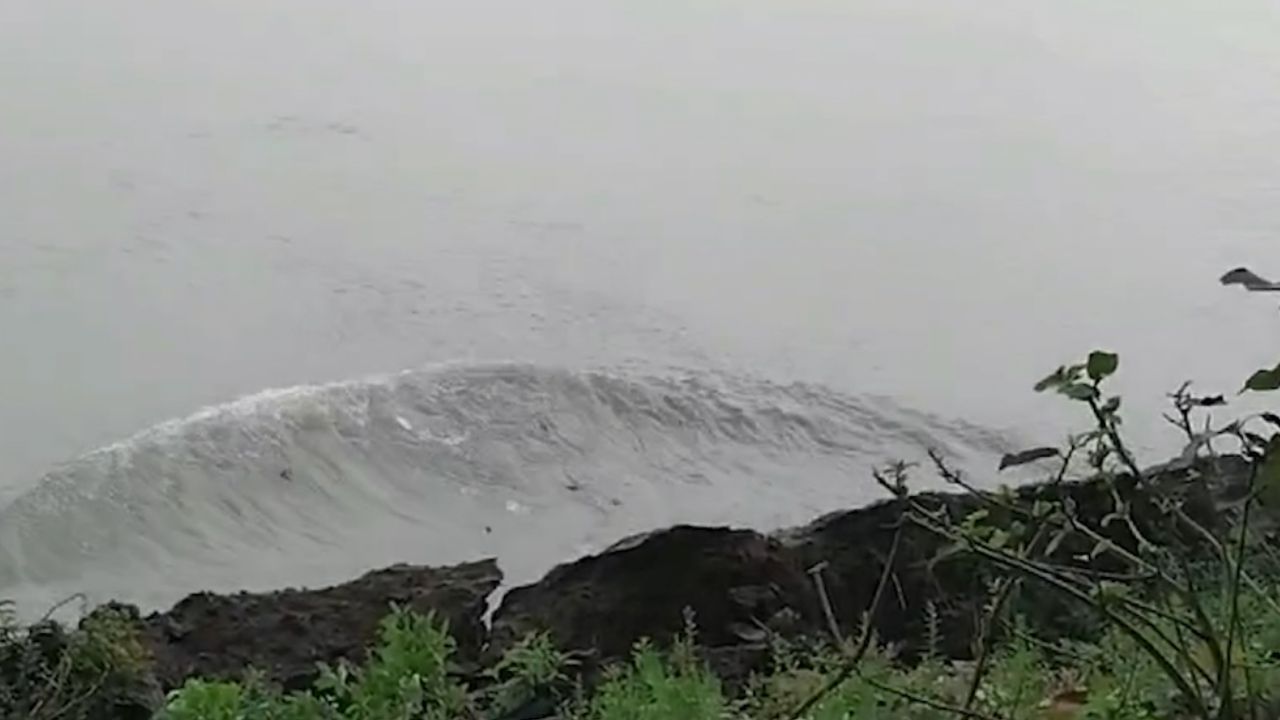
(0, 363, 1019, 619)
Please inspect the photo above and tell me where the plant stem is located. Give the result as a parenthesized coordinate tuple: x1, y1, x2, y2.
(1219, 464, 1258, 720)
(912, 513, 1210, 717)
(862, 674, 1001, 720)
(788, 506, 906, 720)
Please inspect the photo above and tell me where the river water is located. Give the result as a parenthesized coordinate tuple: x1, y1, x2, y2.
(1, 0, 1278, 616)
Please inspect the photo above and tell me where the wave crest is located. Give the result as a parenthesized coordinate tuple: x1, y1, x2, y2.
(0, 363, 1015, 618)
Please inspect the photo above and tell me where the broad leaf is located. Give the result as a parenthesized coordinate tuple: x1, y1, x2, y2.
(1087, 351, 1119, 382)
(1062, 383, 1098, 401)
(999, 447, 1061, 471)
(1244, 364, 1280, 393)
(961, 509, 991, 531)
(1193, 395, 1227, 407)
(1035, 367, 1067, 393)
(1101, 396, 1122, 415)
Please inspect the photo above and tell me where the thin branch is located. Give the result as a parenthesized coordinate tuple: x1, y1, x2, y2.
(929, 449, 1031, 519)
(962, 519, 1054, 712)
(998, 620, 1093, 665)
(788, 504, 906, 720)
(37, 594, 87, 625)
(1221, 464, 1258, 720)
(862, 674, 1001, 720)
(910, 512, 1209, 717)
(962, 577, 1014, 712)
(807, 562, 843, 645)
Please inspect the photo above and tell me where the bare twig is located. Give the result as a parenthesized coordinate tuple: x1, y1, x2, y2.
(788, 501, 907, 720)
(909, 511, 1210, 717)
(862, 674, 1001, 720)
(1221, 463, 1259, 720)
(807, 562, 843, 645)
(37, 594, 87, 625)
(929, 449, 1030, 519)
(962, 577, 1014, 712)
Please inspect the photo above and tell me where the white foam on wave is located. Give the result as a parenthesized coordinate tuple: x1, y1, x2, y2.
(0, 362, 1019, 620)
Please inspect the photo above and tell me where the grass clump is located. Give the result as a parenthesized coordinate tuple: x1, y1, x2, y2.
(480, 630, 573, 717)
(315, 607, 469, 720)
(567, 634, 726, 720)
(160, 606, 471, 720)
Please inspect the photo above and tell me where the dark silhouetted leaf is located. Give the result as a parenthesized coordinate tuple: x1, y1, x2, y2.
(1244, 365, 1280, 393)
(1035, 367, 1067, 393)
(1087, 351, 1119, 382)
(1193, 395, 1227, 407)
(1062, 383, 1098, 401)
(999, 447, 1061, 471)
(1101, 396, 1122, 415)
(1262, 412, 1280, 429)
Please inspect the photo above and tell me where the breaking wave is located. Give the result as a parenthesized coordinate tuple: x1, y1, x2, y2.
(0, 363, 1017, 618)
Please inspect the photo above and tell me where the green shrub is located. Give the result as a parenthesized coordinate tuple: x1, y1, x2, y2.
(160, 679, 246, 720)
(0, 602, 158, 720)
(161, 605, 470, 720)
(160, 675, 340, 720)
(483, 630, 573, 716)
(315, 605, 469, 720)
(570, 637, 726, 720)
(971, 637, 1048, 719)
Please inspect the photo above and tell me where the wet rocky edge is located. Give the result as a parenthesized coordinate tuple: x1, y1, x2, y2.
(21, 456, 1262, 716)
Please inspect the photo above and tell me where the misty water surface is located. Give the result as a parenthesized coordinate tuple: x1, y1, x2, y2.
(1, 1, 1279, 612)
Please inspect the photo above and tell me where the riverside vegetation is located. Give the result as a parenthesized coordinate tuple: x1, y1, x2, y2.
(3, 342, 1279, 718)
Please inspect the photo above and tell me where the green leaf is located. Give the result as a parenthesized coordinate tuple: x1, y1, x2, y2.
(1193, 394, 1227, 407)
(999, 446, 1061, 471)
(1087, 351, 1119, 382)
(988, 528, 1011, 550)
(1061, 383, 1098, 401)
(1034, 367, 1068, 393)
(1244, 364, 1280, 393)
(961, 508, 991, 531)
(1101, 396, 1122, 415)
